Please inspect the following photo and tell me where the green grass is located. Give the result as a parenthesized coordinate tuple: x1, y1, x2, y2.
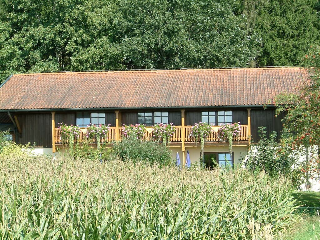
(285, 192, 320, 239)
(293, 192, 320, 208)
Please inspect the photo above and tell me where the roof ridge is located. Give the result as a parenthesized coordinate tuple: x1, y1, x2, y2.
(11, 67, 304, 76)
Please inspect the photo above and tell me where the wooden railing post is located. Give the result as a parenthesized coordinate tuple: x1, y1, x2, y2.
(247, 109, 251, 146)
(115, 111, 121, 141)
(181, 109, 185, 166)
(51, 112, 56, 153)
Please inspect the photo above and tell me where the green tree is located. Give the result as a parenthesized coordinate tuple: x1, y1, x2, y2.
(276, 46, 320, 188)
(0, 0, 259, 82)
(71, 0, 259, 71)
(233, 0, 320, 67)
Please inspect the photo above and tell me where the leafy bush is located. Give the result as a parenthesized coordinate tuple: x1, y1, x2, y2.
(112, 138, 173, 166)
(0, 130, 11, 151)
(244, 127, 302, 188)
(0, 153, 299, 239)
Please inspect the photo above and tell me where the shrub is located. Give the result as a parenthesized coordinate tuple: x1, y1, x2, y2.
(0, 130, 11, 151)
(244, 127, 302, 188)
(112, 138, 173, 166)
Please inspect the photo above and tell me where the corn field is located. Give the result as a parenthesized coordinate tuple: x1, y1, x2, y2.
(0, 144, 298, 239)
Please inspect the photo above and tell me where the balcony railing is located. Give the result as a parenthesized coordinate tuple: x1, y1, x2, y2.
(54, 125, 249, 145)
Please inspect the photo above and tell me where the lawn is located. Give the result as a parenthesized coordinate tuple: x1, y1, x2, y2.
(286, 192, 320, 239)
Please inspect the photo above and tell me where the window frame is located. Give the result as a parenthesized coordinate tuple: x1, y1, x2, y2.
(138, 112, 169, 126)
(154, 111, 169, 124)
(76, 112, 106, 127)
(201, 111, 216, 125)
(138, 112, 153, 126)
(91, 113, 106, 125)
(217, 111, 233, 125)
(203, 152, 234, 169)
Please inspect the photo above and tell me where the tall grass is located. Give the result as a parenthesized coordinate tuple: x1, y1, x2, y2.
(0, 145, 298, 239)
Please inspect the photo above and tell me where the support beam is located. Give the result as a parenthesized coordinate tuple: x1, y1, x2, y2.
(52, 112, 56, 153)
(181, 109, 185, 166)
(115, 111, 121, 141)
(7, 112, 22, 134)
(247, 108, 251, 147)
(13, 116, 22, 134)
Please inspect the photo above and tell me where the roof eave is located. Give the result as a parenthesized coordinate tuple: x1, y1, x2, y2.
(0, 104, 276, 112)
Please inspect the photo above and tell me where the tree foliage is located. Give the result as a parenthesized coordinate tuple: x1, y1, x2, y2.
(244, 127, 302, 188)
(233, 0, 320, 67)
(0, 0, 319, 82)
(276, 46, 320, 148)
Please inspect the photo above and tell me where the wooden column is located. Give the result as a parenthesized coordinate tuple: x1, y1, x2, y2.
(181, 109, 186, 166)
(8, 112, 22, 134)
(115, 111, 121, 141)
(13, 116, 22, 134)
(51, 112, 56, 153)
(247, 108, 251, 147)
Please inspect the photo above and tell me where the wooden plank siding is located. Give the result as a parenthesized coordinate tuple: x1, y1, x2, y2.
(55, 112, 76, 127)
(121, 112, 138, 125)
(10, 108, 285, 149)
(233, 110, 248, 125)
(106, 112, 116, 126)
(15, 113, 52, 147)
(169, 111, 181, 125)
(251, 108, 283, 142)
(186, 111, 201, 125)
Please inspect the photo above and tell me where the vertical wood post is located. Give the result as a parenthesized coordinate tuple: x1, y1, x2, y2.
(181, 109, 186, 166)
(13, 116, 22, 134)
(247, 108, 251, 147)
(51, 112, 56, 153)
(115, 111, 121, 141)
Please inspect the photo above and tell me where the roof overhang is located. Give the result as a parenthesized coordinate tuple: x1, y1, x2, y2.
(1, 105, 276, 112)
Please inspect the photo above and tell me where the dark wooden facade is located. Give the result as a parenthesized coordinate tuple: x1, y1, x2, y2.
(15, 112, 52, 148)
(251, 109, 283, 142)
(7, 107, 283, 148)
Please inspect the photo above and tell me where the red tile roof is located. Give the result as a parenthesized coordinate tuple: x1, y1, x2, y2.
(0, 68, 309, 110)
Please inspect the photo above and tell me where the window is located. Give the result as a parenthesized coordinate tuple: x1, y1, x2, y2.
(76, 112, 90, 127)
(154, 112, 168, 124)
(204, 152, 233, 169)
(138, 112, 153, 126)
(204, 152, 217, 169)
(218, 111, 232, 125)
(138, 112, 169, 125)
(218, 153, 233, 168)
(76, 112, 105, 127)
(91, 113, 105, 125)
(201, 111, 215, 125)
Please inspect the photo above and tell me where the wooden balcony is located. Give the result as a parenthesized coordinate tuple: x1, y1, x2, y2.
(54, 125, 249, 146)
